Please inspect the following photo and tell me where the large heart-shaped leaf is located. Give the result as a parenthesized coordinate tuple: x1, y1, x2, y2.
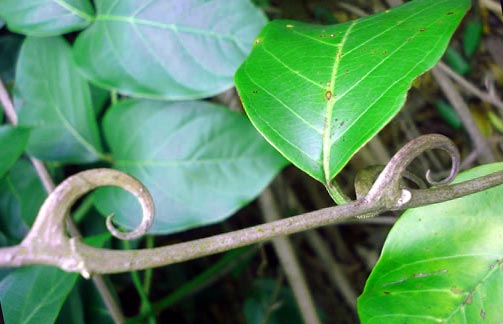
(94, 99, 287, 234)
(235, 0, 469, 184)
(73, 0, 267, 100)
(15, 36, 103, 163)
(0, 0, 94, 36)
(358, 163, 503, 323)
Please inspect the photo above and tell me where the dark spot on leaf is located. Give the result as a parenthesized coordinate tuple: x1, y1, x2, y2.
(383, 291, 391, 295)
(489, 264, 495, 269)
(480, 309, 486, 319)
(450, 287, 464, 294)
(320, 34, 326, 38)
(325, 91, 332, 101)
(447, 11, 454, 15)
(252, 90, 258, 94)
(254, 38, 262, 45)
(362, 48, 367, 52)
(382, 50, 387, 55)
(344, 69, 349, 73)
(407, 37, 413, 42)
(340, 121, 345, 127)
(419, 28, 426, 32)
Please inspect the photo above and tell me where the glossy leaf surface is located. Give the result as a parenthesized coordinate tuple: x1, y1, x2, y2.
(15, 37, 103, 163)
(0, 266, 78, 324)
(94, 99, 287, 234)
(0, 126, 30, 178)
(73, 0, 267, 99)
(235, 0, 469, 183)
(0, 0, 94, 36)
(358, 163, 503, 323)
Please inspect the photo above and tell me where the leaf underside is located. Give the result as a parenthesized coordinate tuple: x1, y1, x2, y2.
(235, 0, 470, 184)
(15, 36, 103, 163)
(358, 163, 503, 323)
(94, 99, 287, 234)
(73, 0, 267, 100)
(0, 0, 93, 36)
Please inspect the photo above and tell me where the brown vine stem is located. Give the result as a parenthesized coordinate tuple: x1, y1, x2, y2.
(2, 135, 503, 276)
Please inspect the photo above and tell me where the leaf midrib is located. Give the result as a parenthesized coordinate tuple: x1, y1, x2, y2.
(95, 15, 242, 45)
(322, 21, 355, 183)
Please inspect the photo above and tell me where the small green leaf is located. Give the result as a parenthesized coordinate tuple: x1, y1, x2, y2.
(94, 99, 287, 234)
(0, 266, 79, 324)
(235, 0, 469, 184)
(0, 160, 46, 242)
(15, 36, 104, 163)
(444, 46, 471, 75)
(358, 163, 503, 323)
(0, 0, 94, 36)
(463, 19, 483, 58)
(73, 0, 267, 100)
(435, 100, 462, 130)
(0, 125, 30, 178)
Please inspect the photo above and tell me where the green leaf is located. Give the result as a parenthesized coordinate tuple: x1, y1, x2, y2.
(0, 126, 30, 178)
(358, 163, 503, 323)
(15, 36, 104, 163)
(235, 0, 469, 184)
(0, 159, 46, 242)
(0, 266, 79, 324)
(73, 0, 267, 100)
(0, 0, 94, 36)
(94, 99, 287, 234)
(463, 19, 483, 57)
(444, 46, 470, 75)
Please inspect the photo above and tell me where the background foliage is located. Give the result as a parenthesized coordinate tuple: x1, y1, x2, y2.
(1, 0, 503, 322)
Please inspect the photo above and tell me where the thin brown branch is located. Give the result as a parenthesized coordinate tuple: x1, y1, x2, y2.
(259, 189, 321, 324)
(432, 67, 496, 163)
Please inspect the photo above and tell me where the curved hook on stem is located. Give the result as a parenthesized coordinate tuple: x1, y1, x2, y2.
(364, 134, 460, 209)
(26, 168, 154, 243)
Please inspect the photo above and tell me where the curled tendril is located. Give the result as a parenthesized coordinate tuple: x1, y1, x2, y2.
(25, 168, 154, 243)
(363, 134, 461, 209)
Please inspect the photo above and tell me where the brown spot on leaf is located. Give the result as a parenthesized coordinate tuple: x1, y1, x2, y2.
(252, 90, 258, 94)
(464, 294, 473, 305)
(382, 50, 387, 55)
(419, 28, 426, 32)
(447, 11, 454, 15)
(450, 287, 464, 294)
(286, 24, 294, 28)
(407, 37, 413, 42)
(254, 38, 262, 45)
(383, 291, 391, 295)
(325, 91, 332, 101)
(480, 309, 486, 319)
